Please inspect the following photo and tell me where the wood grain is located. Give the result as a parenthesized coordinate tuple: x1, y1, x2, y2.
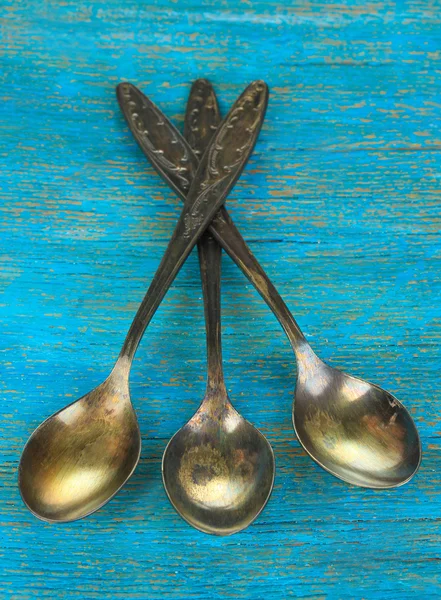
(1, 0, 440, 598)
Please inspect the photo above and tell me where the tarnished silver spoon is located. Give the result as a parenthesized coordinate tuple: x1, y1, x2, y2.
(118, 82, 421, 489)
(161, 80, 275, 535)
(18, 80, 269, 522)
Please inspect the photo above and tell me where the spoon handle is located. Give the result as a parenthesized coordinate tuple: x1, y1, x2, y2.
(117, 83, 307, 353)
(118, 80, 268, 363)
(184, 79, 220, 161)
(185, 79, 225, 393)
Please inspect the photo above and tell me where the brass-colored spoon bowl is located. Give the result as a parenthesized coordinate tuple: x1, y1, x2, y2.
(293, 346, 421, 488)
(163, 393, 275, 535)
(19, 362, 140, 522)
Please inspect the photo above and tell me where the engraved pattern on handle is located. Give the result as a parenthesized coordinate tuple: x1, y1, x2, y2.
(118, 81, 268, 362)
(118, 83, 307, 350)
(184, 79, 220, 159)
(117, 82, 199, 197)
(190, 81, 267, 200)
(182, 81, 268, 240)
(118, 80, 268, 239)
(185, 79, 225, 392)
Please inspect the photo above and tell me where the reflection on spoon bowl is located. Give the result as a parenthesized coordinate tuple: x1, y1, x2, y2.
(162, 399, 275, 535)
(19, 367, 141, 523)
(293, 350, 421, 488)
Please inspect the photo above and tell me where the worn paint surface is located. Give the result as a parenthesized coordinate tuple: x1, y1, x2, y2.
(1, 0, 441, 598)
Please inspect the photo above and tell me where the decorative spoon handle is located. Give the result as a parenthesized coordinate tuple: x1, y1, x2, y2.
(117, 83, 307, 353)
(184, 79, 220, 160)
(118, 80, 268, 362)
(185, 79, 225, 393)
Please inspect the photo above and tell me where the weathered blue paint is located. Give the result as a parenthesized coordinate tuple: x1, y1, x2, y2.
(1, 1, 440, 598)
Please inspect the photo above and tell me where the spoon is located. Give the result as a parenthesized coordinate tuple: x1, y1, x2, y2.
(161, 79, 275, 535)
(118, 82, 421, 489)
(18, 80, 269, 522)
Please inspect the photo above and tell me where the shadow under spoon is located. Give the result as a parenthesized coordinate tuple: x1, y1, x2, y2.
(18, 80, 269, 522)
(161, 79, 275, 535)
(117, 82, 421, 489)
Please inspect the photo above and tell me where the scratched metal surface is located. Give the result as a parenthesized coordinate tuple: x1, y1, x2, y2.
(1, 1, 440, 598)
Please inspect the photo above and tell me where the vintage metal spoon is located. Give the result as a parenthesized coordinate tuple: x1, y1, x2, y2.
(161, 80, 275, 535)
(118, 82, 421, 489)
(18, 80, 269, 522)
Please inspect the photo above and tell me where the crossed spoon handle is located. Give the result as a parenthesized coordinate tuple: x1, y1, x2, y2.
(117, 82, 308, 357)
(117, 80, 269, 363)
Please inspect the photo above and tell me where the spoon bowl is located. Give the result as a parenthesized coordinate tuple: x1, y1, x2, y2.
(163, 395, 275, 535)
(19, 361, 141, 522)
(293, 347, 421, 488)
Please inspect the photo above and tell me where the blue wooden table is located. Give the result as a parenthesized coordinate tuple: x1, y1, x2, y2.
(1, 1, 440, 597)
